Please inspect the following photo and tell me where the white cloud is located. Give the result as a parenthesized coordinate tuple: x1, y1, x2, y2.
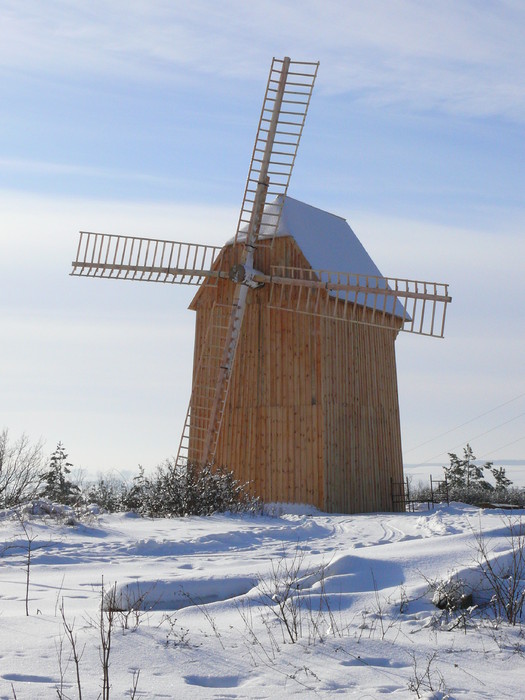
(1, 1, 525, 120)
(0, 189, 236, 256)
(0, 157, 186, 188)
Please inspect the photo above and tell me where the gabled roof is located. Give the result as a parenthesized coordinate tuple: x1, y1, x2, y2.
(252, 196, 406, 318)
(267, 196, 384, 277)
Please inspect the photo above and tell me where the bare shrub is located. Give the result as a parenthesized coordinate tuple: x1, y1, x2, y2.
(128, 670, 140, 699)
(0, 430, 44, 507)
(257, 548, 310, 644)
(103, 582, 155, 632)
(18, 516, 39, 617)
(255, 548, 342, 646)
(57, 588, 142, 700)
(99, 581, 115, 700)
(56, 600, 85, 700)
(407, 651, 448, 698)
(426, 517, 525, 629)
(235, 595, 321, 692)
(1, 511, 50, 616)
(358, 571, 406, 641)
(160, 613, 191, 648)
(474, 516, 525, 624)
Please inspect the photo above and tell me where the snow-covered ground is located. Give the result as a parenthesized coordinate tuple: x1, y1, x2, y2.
(1, 501, 525, 699)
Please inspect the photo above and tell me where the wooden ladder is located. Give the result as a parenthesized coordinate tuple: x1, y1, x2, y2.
(176, 303, 233, 466)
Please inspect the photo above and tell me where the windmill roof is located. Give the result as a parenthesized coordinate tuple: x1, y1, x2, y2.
(269, 196, 383, 278)
(247, 196, 407, 319)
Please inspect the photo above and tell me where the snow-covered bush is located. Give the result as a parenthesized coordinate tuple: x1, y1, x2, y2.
(86, 476, 128, 512)
(431, 576, 473, 611)
(125, 461, 261, 517)
(474, 517, 525, 624)
(410, 482, 525, 509)
(86, 462, 261, 517)
(448, 486, 525, 508)
(429, 517, 525, 626)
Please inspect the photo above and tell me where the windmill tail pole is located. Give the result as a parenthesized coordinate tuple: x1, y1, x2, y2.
(200, 283, 249, 462)
(198, 57, 294, 463)
(179, 56, 319, 467)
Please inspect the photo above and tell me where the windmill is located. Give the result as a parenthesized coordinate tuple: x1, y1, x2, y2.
(71, 57, 451, 514)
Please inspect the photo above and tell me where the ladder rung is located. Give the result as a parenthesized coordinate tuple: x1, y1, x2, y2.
(282, 88, 311, 96)
(275, 109, 307, 117)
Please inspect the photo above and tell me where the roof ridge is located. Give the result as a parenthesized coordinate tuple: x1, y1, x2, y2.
(283, 195, 348, 223)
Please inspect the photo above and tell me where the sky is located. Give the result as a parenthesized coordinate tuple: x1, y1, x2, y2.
(1, 1, 524, 482)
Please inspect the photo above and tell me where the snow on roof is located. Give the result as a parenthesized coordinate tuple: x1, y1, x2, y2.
(272, 196, 382, 276)
(242, 196, 406, 319)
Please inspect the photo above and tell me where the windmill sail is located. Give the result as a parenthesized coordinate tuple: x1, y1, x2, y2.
(266, 266, 451, 338)
(176, 57, 319, 468)
(71, 231, 224, 286)
(231, 58, 319, 256)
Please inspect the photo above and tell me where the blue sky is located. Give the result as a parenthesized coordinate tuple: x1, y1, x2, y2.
(1, 1, 525, 480)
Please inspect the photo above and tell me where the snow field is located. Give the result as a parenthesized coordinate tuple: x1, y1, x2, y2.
(1, 503, 525, 698)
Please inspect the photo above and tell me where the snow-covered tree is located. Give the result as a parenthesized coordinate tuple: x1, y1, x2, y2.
(443, 444, 512, 491)
(490, 464, 513, 490)
(41, 442, 81, 505)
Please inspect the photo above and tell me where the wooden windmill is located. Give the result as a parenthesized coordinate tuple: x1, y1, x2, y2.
(71, 57, 451, 514)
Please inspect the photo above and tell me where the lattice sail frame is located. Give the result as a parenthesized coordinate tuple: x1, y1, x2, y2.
(71, 231, 225, 286)
(266, 266, 451, 338)
(230, 58, 319, 258)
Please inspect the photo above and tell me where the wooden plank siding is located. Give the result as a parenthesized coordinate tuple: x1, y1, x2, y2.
(189, 236, 404, 513)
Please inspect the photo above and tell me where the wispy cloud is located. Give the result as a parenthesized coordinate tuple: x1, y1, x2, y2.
(0, 157, 184, 187)
(1, 1, 525, 120)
